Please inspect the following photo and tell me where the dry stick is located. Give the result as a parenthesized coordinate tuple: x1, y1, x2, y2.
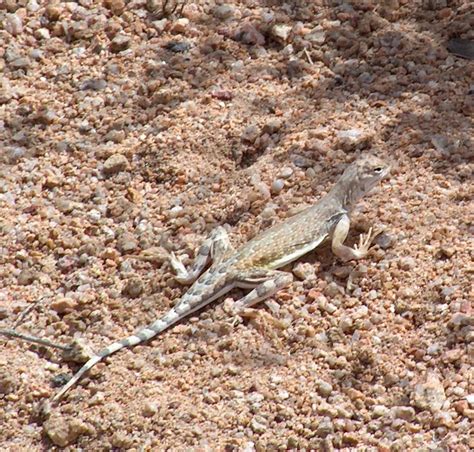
(176, 0, 186, 17)
(0, 329, 71, 352)
(13, 297, 46, 329)
(303, 48, 314, 65)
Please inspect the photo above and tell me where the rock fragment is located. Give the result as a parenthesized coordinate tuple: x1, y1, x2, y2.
(103, 154, 129, 175)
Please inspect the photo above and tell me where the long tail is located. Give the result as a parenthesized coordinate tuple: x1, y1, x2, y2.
(52, 309, 181, 403)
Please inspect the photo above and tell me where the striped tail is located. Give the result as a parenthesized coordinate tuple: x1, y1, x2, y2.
(52, 309, 181, 403)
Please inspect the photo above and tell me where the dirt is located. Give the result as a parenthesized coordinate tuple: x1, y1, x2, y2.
(0, 0, 473, 450)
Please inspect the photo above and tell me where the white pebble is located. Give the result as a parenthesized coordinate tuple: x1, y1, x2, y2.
(427, 343, 440, 355)
(88, 209, 102, 222)
(271, 179, 285, 194)
(35, 28, 50, 40)
(372, 335, 382, 345)
(5, 14, 23, 36)
(27, 0, 40, 12)
(270, 375, 283, 384)
(261, 205, 276, 219)
(466, 394, 474, 406)
(278, 390, 289, 400)
(373, 405, 390, 417)
(452, 387, 464, 397)
(279, 167, 293, 178)
(169, 206, 184, 218)
(256, 182, 271, 200)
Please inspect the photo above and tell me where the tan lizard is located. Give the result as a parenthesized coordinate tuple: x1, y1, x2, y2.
(51, 154, 390, 403)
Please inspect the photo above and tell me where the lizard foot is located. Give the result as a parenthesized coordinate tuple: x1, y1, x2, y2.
(354, 227, 382, 255)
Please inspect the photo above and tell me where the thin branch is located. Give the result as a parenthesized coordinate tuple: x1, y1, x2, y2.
(0, 329, 72, 352)
(13, 297, 46, 329)
(303, 48, 314, 65)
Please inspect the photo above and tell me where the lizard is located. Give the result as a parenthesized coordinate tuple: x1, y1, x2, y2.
(50, 154, 390, 403)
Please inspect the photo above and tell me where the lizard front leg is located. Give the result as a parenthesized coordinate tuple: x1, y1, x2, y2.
(331, 214, 381, 262)
(170, 226, 234, 284)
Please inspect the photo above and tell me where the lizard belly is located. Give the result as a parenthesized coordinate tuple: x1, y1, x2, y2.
(266, 234, 327, 270)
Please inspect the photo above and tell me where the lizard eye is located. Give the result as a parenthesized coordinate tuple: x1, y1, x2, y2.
(373, 167, 383, 174)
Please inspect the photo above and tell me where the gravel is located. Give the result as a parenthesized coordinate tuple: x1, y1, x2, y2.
(0, 0, 472, 450)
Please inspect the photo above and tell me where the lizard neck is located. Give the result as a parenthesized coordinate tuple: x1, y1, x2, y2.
(328, 172, 364, 211)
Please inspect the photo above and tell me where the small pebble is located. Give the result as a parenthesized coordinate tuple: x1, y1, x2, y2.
(4, 14, 23, 36)
(324, 282, 343, 298)
(250, 416, 267, 434)
(279, 167, 293, 179)
(271, 179, 284, 195)
(121, 278, 144, 298)
(339, 316, 353, 333)
(103, 154, 129, 175)
(241, 125, 260, 143)
(0, 307, 9, 320)
(293, 262, 316, 280)
(27, 0, 40, 12)
(271, 24, 292, 42)
(50, 297, 77, 314)
(373, 405, 390, 417)
(81, 79, 107, 91)
(260, 205, 276, 219)
(263, 119, 283, 135)
(255, 182, 271, 200)
(110, 35, 131, 53)
(17, 269, 36, 285)
(46, 4, 62, 20)
(35, 28, 50, 40)
(170, 18, 189, 34)
(169, 206, 184, 218)
(142, 401, 158, 417)
(164, 41, 191, 53)
(9, 57, 31, 70)
(316, 418, 334, 437)
(316, 380, 333, 397)
(412, 372, 446, 412)
(398, 256, 416, 271)
(116, 233, 138, 254)
(375, 232, 394, 249)
(466, 394, 474, 407)
(233, 23, 265, 46)
(427, 343, 441, 355)
(391, 406, 415, 421)
(213, 4, 235, 20)
(306, 28, 326, 44)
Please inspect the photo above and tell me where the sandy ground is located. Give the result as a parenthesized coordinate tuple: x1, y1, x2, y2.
(0, 0, 473, 450)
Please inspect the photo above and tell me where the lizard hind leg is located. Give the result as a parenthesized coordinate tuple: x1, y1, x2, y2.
(226, 269, 294, 334)
(170, 226, 234, 284)
(233, 270, 294, 312)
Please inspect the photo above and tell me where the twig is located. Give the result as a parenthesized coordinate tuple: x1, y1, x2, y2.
(13, 297, 46, 329)
(303, 48, 314, 65)
(0, 329, 72, 352)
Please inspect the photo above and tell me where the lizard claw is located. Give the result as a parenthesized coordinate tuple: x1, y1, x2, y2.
(223, 298, 243, 327)
(169, 252, 194, 284)
(226, 306, 261, 329)
(169, 251, 186, 274)
(354, 227, 382, 255)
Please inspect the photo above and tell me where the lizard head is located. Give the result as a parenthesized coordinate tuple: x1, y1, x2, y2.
(336, 155, 391, 207)
(353, 154, 391, 193)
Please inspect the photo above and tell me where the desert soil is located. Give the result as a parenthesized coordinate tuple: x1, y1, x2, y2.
(0, 0, 473, 450)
